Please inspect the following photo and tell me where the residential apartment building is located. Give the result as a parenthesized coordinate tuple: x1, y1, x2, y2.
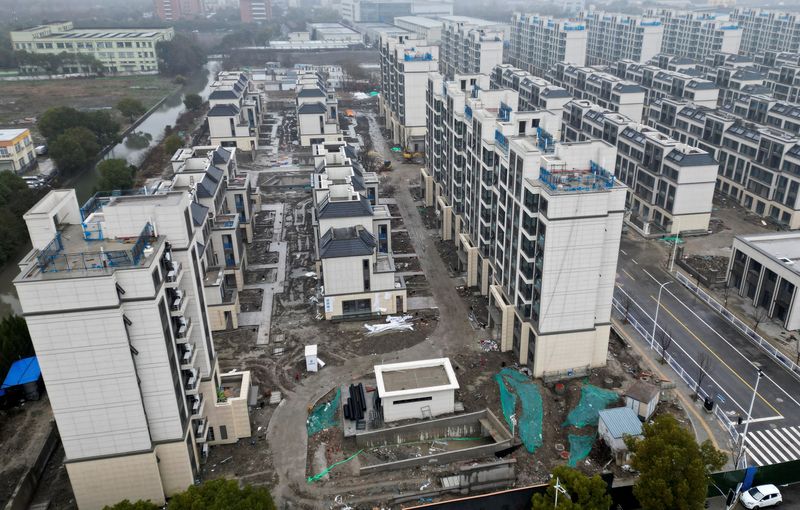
(729, 8, 800, 56)
(490, 65, 573, 114)
(647, 97, 800, 228)
(648, 10, 742, 61)
(310, 143, 407, 319)
(0, 128, 36, 173)
(379, 33, 439, 152)
(393, 16, 444, 43)
(154, 0, 205, 21)
(421, 74, 626, 377)
(508, 14, 587, 78)
(14, 189, 251, 509)
(548, 63, 647, 123)
(579, 11, 663, 66)
(240, 0, 271, 22)
(757, 52, 800, 104)
(614, 61, 720, 110)
(10, 22, 173, 74)
(296, 78, 343, 147)
(562, 100, 717, 234)
(439, 17, 504, 79)
(207, 71, 265, 153)
(727, 232, 800, 331)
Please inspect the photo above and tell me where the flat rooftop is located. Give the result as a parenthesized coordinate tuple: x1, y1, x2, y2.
(394, 16, 444, 28)
(0, 129, 28, 142)
(375, 358, 459, 397)
(737, 232, 800, 277)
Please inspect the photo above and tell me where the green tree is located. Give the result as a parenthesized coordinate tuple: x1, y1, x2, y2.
(38, 106, 87, 142)
(168, 479, 276, 510)
(531, 466, 612, 510)
(626, 415, 727, 510)
(0, 315, 33, 382)
(84, 110, 121, 147)
(96, 159, 135, 191)
(156, 34, 206, 76)
(49, 127, 100, 176)
(102, 499, 160, 510)
(183, 93, 203, 111)
(163, 134, 184, 156)
(116, 98, 147, 122)
(0, 172, 45, 265)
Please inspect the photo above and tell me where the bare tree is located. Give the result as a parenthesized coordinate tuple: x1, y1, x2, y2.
(694, 352, 711, 400)
(721, 284, 731, 308)
(656, 327, 673, 364)
(620, 293, 632, 324)
(752, 306, 770, 334)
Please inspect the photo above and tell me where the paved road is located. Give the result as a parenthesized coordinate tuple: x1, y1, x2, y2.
(615, 235, 800, 467)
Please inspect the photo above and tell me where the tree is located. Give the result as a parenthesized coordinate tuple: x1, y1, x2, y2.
(0, 315, 33, 383)
(116, 98, 147, 123)
(156, 34, 206, 76)
(168, 479, 276, 510)
(655, 327, 672, 364)
(163, 134, 184, 157)
(38, 106, 88, 142)
(183, 93, 204, 111)
(531, 466, 612, 510)
(49, 127, 100, 176)
(694, 352, 711, 400)
(626, 415, 726, 510)
(0, 173, 46, 265)
(102, 499, 160, 510)
(84, 110, 121, 147)
(96, 159, 135, 191)
(752, 306, 770, 334)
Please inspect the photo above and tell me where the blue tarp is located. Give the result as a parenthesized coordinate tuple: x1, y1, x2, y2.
(2, 356, 41, 389)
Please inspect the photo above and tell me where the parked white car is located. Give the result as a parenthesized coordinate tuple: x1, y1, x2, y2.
(740, 484, 783, 509)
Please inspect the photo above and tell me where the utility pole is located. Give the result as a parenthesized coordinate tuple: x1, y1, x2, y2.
(554, 476, 567, 507)
(652, 281, 673, 345)
(736, 369, 764, 468)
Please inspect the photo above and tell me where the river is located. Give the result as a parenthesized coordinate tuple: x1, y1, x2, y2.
(0, 60, 221, 319)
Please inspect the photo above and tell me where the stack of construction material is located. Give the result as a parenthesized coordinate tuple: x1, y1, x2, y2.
(343, 383, 367, 421)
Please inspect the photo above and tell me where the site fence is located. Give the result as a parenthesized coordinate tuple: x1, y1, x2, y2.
(612, 289, 740, 444)
(675, 271, 800, 382)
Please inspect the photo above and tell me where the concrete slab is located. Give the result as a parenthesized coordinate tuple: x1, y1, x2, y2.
(408, 296, 437, 310)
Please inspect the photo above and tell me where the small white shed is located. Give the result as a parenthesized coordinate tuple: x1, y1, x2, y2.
(598, 407, 643, 464)
(374, 358, 460, 422)
(305, 344, 318, 372)
(625, 380, 660, 420)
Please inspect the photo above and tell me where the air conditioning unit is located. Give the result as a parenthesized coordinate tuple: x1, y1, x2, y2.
(202, 444, 209, 457)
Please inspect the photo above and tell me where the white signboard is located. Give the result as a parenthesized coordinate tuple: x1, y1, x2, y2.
(324, 297, 333, 313)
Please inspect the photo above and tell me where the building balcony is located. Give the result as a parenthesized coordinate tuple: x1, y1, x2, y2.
(213, 214, 239, 231)
(165, 261, 183, 287)
(193, 415, 210, 443)
(170, 291, 189, 317)
(180, 342, 197, 370)
(184, 368, 200, 395)
(374, 253, 396, 274)
(189, 392, 204, 418)
(173, 317, 192, 344)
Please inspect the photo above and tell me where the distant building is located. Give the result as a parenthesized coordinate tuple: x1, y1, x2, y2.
(240, 0, 271, 22)
(10, 22, 173, 74)
(341, 0, 452, 24)
(154, 0, 205, 21)
(307, 22, 362, 43)
(508, 14, 587, 78)
(648, 10, 743, 61)
(296, 78, 343, 147)
(439, 17, 504, 79)
(393, 16, 444, 43)
(729, 8, 800, 56)
(0, 128, 36, 173)
(548, 63, 646, 123)
(490, 65, 573, 113)
(614, 61, 720, 109)
(580, 11, 664, 66)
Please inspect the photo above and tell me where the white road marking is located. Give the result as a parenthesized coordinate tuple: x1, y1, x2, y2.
(741, 416, 784, 424)
(745, 445, 768, 467)
(620, 250, 628, 256)
(632, 259, 639, 265)
(746, 432, 783, 464)
(764, 428, 799, 460)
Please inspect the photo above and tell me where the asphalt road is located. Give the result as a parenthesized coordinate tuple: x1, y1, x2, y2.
(615, 236, 800, 467)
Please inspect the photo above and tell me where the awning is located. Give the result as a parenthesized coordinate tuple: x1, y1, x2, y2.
(2, 356, 41, 389)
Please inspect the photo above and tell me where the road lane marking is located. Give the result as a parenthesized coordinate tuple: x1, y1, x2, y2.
(745, 446, 768, 467)
(741, 416, 784, 424)
(632, 259, 639, 265)
(620, 249, 628, 256)
(773, 428, 800, 457)
(746, 432, 783, 464)
(622, 268, 636, 280)
(764, 428, 799, 460)
(655, 300, 783, 417)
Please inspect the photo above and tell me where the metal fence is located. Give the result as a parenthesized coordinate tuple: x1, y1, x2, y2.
(674, 271, 800, 382)
(612, 289, 739, 444)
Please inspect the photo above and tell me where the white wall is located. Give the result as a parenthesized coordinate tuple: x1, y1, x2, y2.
(383, 388, 454, 422)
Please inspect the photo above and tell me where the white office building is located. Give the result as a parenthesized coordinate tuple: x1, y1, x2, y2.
(439, 17, 504, 79)
(580, 11, 664, 66)
(379, 33, 439, 152)
(393, 16, 444, 43)
(648, 10, 743, 61)
(14, 189, 251, 509)
(508, 14, 587, 78)
(421, 75, 626, 377)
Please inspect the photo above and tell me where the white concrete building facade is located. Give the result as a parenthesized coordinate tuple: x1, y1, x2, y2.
(508, 14, 587, 78)
(580, 11, 664, 66)
(649, 10, 743, 61)
(439, 17, 504, 79)
(375, 358, 459, 422)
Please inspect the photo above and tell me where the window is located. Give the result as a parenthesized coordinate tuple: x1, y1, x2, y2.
(392, 396, 433, 405)
(220, 425, 228, 440)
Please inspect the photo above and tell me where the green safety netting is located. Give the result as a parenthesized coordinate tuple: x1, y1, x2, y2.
(563, 384, 619, 428)
(494, 368, 543, 453)
(306, 388, 341, 436)
(567, 433, 595, 467)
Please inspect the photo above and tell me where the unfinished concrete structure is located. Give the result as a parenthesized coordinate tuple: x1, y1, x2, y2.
(296, 75, 343, 147)
(374, 358, 459, 422)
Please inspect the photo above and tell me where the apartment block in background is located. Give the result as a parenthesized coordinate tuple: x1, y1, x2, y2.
(548, 63, 647, 123)
(490, 65, 573, 113)
(379, 33, 439, 152)
(439, 17, 504, 79)
(648, 10, 742, 61)
(580, 11, 663, 66)
(729, 8, 800, 56)
(614, 61, 720, 110)
(0, 128, 36, 173)
(757, 51, 800, 104)
(240, 0, 271, 22)
(562, 100, 717, 234)
(296, 77, 343, 147)
(310, 143, 406, 320)
(508, 14, 587, 78)
(207, 71, 265, 153)
(154, 0, 205, 21)
(14, 189, 251, 509)
(10, 22, 173, 74)
(422, 75, 625, 377)
(393, 16, 444, 43)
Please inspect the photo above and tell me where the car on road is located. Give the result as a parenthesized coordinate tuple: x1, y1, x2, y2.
(740, 484, 783, 508)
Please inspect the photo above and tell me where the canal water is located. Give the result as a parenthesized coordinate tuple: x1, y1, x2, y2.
(0, 60, 221, 319)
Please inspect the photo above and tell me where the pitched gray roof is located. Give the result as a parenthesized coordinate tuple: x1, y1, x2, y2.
(212, 147, 232, 164)
(298, 102, 327, 114)
(541, 88, 572, 98)
(298, 88, 326, 98)
(190, 201, 209, 227)
(196, 166, 225, 198)
(667, 150, 717, 166)
(317, 196, 373, 219)
(209, 89, 239, 100)
(625, 380, 659, 403)
(320, 226, 375, 259)
(208, 104, 240, 117)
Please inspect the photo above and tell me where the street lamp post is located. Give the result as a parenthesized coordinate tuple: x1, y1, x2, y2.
(651, 281, 673, 346)
(737, 369, 764, 468)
